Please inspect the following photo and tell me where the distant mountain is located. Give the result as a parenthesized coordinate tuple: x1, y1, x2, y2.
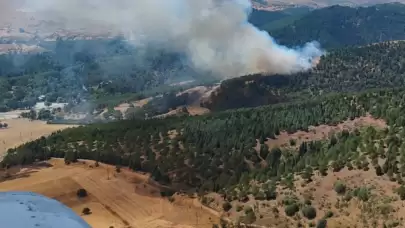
(251, 0, 405, 10)
(270, 3, 405, 48)
(248, 7, 312, 31)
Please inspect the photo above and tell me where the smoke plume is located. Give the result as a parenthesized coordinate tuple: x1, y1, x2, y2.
(20, 0, 323, 78)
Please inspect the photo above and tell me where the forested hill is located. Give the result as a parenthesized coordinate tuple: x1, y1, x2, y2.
(248, 7, 311, 30)
(203, 41, 405, 111)
(5, 87, 405, 210)
(0, 38, 212, 111)
(270, 3, 405, 48)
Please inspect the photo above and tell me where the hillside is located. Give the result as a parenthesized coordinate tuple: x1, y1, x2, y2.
(270, 3, 405, 48)
(5, 86, 405, 227)
(203, 41, 405, 111)
(248, 7, 312, 30)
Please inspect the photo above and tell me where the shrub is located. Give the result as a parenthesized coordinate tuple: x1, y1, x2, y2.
(316, 219, 327, 228)
(319, 165, 328, 176)
(82, 207, 91, 215)
(168, 196, 175, 203)
(282, 196, 297, 206)
(289, 139, 296, 146)
(304, 199, 312, 205)
(265, 190, 277, 200)
(201, 197, 208, 205)
(343, 191, 353, 201)
(160, 189, 175, 197)
(334, 181, 346, 195)
(285, 203, 299, 217)
(240, 210, 256, 224)
(396, 185, 405, 200)
(325, 210, 334, 218)
(223, 202, 232, 212)
(375, 165, 383, 176)
(254, 191, 266, 200)
(244, 206, 253, 214)
(302, 206, 317, 220)
(378, 204, 393, 215)
(236, 204, 243, 212)
(354, 187, 370, 202)
(76, 188, 88, 198)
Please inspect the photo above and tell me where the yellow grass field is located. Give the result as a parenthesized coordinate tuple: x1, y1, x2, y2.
(0, 118, 75, 158)
(0, 159, 219, 228)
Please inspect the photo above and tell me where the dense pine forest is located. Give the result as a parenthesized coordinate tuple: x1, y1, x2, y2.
(204, 41, 405, 111)
(270, 3, 405, 48)
(5, 87, 405, 189)
(248, 7, 311, 31)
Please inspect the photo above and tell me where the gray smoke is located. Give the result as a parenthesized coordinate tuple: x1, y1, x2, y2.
(19, 0, 323, 78)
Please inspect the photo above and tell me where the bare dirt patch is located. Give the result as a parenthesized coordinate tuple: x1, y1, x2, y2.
(177, 86, 214, 106)
(266, 115, 387, 149)
(0, 159, 219, 228)
(115, 97, 153, 113)
(186, 106, 210, 116)
(0, 118, 75, 158)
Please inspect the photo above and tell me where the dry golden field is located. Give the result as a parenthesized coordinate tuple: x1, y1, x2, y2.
(0, 159, 219, 228)
(0, 118, 75, 158)
(0, 118, 74, 157)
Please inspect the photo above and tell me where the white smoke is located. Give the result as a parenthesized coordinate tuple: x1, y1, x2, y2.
(19, 0, 324, 78)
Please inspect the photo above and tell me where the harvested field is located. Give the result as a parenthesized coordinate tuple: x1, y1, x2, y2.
(0, 118, 75, 158)
(0, 159, 219, 228)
